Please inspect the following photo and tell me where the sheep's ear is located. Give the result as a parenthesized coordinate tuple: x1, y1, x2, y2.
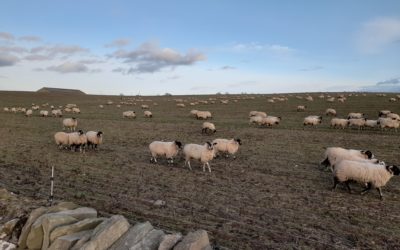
(365, 150, 373, 159)
(213, 142, 218, 146)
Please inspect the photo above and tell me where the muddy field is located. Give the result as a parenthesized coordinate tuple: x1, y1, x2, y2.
(1, 91, 400, 249)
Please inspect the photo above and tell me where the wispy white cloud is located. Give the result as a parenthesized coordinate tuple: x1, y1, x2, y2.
(376, 77, 400, 85)
(0, 32, 15, 41)
(356, 17, 400, 54)
(46, 62, 89, 73)
(220, 65, 236, 70)
(160, 75, 180, 82)
(105, 38, 130, 48)
(232, 42, 295, 55)
(0, 54, 19, 66)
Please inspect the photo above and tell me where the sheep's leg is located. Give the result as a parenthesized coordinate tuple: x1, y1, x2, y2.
(202, 164, 206, 172)
(361, 183, 372, 195)
(344, 181, 352, 193)
(207, 162, 211, 173)
(186, 161, 192, 170)
(376, 188, 384, 200)
(331, 177, 339, 191)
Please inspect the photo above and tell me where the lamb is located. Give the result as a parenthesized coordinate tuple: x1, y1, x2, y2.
(86, 131, 103, 150)
(332, 160, 400, 199)
(297, 105, 306, 112)
(249, 111, 267, 118)
(303, 115, 322, 127)
(325, 108, 337, 116)
(123, 111, 136, 118)
(378, 117, 399, 131)
(330, 118, 349, 129)
(202, 122, 216, 134)
(320, 147, 375, 171)
(149, 140, 182, 164)
(25, 109, 33, 117)
(348, 118, 367, 130)
(249, 115, 263, 126)
(63, 118, 78, 131)
(54, 132, 69, 149)
(196, 111, 212, 120)
(68, 130, 87, 152)
(212, 138, 241, 158)
(261, 116, 281, 127)
(144, 110, 153, 118)
(347, 112, 364, 119)
(183, 142, 217, 172)
(40, 110, 49, 117)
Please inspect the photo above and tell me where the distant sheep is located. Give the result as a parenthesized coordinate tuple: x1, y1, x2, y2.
(379, 110, 391, 117)
(249, 111, 267, 118)
(378, 117, 399, 131)
(123, 111, 136, 118)
(330, 118, 349, 129)
(190, 110, 199, 117)
(261, 116, 281, 127)
(72, 107, 81, 114)
(99, 105, 104, 109)
(303, 115, 322, 127)
(25, 109, 33, 117)
(144, 110, 153, 118)
(141, 104, 149, 109)
(305, 96, 313, 101)
(54, 132, 69, 149)
(332, 160, 400, 199)
(325, 108, 337, 116)
(52, 109, 63, 117)
(202, 122, 216, 134)
(86, 131, 103, 150)
(249, 116, 263, 126)
(212, 138, 241, 158)
(347, 112, 364, 119)
(176, 103, 186, 108)
(320, 147, 374, 171)
(348, 118, 367, 130)
(149, 140, 182, 164)
(364, 119, 378, 129)
(183, 142, 217, 172)
(196, 111, 212, 120)
(40, 110, 49, 117)
(297, 105, 306, 112)
(3, 107, 9, 112)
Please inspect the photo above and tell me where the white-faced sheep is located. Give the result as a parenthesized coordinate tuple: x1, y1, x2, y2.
(332, 160, 400, 199)
(86, 131, 103, 150)
(303, 116, 322, 127)
(347, 112, 364, 119)
(378, 117, 399, 131)
(144, 110, 153, 118)
(320, 147, 375, 171)
(297, 105, 306, 112)
(212, 138, 241, 158)
(25, 109, 33, 117)
(40, 110, 49, 117)
(348, 118, 367, 130)
(261, 116, 281, 127)
(123, 111, 136, 118)
(183, 142, 217, 172)
(63, 118, 78, 131)
(149, 140, 182, 164)
(330, 118, 349, 129)
(202, 122, 216, 134)
(325, 108, 337, 116)
(196, 111, 212, 120)
(68, 130, 87, 152)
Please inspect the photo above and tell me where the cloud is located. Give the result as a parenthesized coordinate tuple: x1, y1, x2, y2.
(220, 65, 236, 70)
(112, 67, 127, 73)
(0, 46, 27, 54)
(110, 41, 206, 73)
(105, 39, 130, 48)
(160, 75, 180, 82)
(356, 17, 400, 54)
(299, 66, 324, 71)
(376, 77, 400, 85)
(46, 62, 89, 73)
(359, 77, 400, 92)
(0, 54, 19, 66)
(24, 54, 52, 61)
(0, 32, 14, 41)
(19, 35, 41, 42)
(232, 42, 295, 55)
(30, 45, 89, 58)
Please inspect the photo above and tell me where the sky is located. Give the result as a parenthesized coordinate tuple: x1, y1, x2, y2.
(0, 0, 400, 95)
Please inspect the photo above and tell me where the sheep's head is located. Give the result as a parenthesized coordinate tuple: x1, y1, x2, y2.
(174, 140, 182, 149)
(97, 131, 103, 137)
(386, 165, 400, 175)
(72, 117, 76, 120)
(78, 130, 84, 135)
(235, 138, 242, 145)
(361, 150, 373, 159)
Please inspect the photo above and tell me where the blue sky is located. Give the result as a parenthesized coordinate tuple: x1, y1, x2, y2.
(0, 0, 399, 95)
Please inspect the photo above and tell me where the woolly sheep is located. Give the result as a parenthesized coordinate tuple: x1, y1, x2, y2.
(66, 104, 77, 108)
(123, 111, 136, 118)
(389, 98, 397, 102)
(305, 96, 313, 101)
(364, 119, 378, 129)
(387, 113, 400, 121)
(25, 109, 33, 117)
(348, 118, 367, 130)
(63, 118, 78, 131)
(40, 110, 49, 117)
(379, 110, 391, 117)
(64, 108, 72, 113)
(141, 104, 149, 109)
(332, 160, 400, 199)
(249, 115, 263, 126)
(378, 117, 399, 131)
(303, 116, 322, 127)
(99, 105, 104, 109)
(144, 110, 153, 118)
(190, 110, 199, 117)
(52, 109, 63, 117)
(3, 107, 9, 112)
(212, 138, 241, 158)
(68, 130, 87, 152)
(196, 111, 212, 120)
(347, 112, 364, 119)
(261, 116, 281, 127)
(54, 132, 69, 149)
(327, 97, 335, 102)
(183, 142, 217, 172)
(86, 131, 103, 150)
(176, 103, 186, 108)
(32, 105, 40, 110)
(325, 108, 337, 116)
(320, 147, 374, 171)
(249, 111, 267, 118)
(330, 118, 349, 129)
(297, 105, 306, 111)
(202, 122, 216, 134)
(72, 107, 81, 114)
(149, 140, 182, 164)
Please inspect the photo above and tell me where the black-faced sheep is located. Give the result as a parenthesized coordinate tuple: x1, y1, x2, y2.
(149, 140, 182, 164)
(320, 147, 375, 171)
(63, 118, 78, 131)
(86, 131, 103, 150)
(212, 138, 241, 158)
(202, 122, 216, 134)
(183, 142, 216, 172)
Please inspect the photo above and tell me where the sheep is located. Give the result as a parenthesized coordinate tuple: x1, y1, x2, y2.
(31, 105, 40, 110)
(196, 111, 212, 120)
(190, 110, 199, 117)
(68, 130, 87, 152)
(330, 118, 349, 129)
(141, 104, 149, 109)
(176, 103, 186, 108)
(54, 132, 69, 149)
(305, 96, 313, 101)
(66, 104, 77, 108)
(347, 112, 364, 119)
(40, 110, 49, 117)
(212, 138, 241, 158)
(249, 111, 267, 118)
(11, 107, 17, 113)
(332, 160, 400, 199)
(261, 116, 281, 127)
(327, 97, 335, 102)
(378, 117, 399, 131)
(149, 140, 182, 164)
(86, 131, 103, 150)
(202, 122, 216, 134)
(389, 98, 397, 102)
(379, 110, 391, 117)
(63, 118, 78, 131)
(387, 113, 400, 121)
(99, 105, 104, 109)
(72, 107, 81, 114)
(320, 147, 375, 171)
(183, 142, 217, 172)
(52, 109, 63, 117)
(144, 110, 153, 118)
(364, 119, 378, 129)
(325, 108, 337, 116)
(303, 116, 322, 127)
(123, 111, 136, 118)
(3, 107, 9, 112)
(64, 108, 72, 113)
(249, 115, 263, 126)
(348, 118, 367, 130)
(25, 109, 33, 117)
(297, 105, 306, 112)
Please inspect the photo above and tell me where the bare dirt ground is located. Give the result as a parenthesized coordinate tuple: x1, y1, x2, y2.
(1, 91, 400, 249)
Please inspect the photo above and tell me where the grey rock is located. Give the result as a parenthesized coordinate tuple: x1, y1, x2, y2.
(174, 230, 212, 250)
(109, 221, 154, 250)
(158, 233, 183, 250)
(48, 230, 92, 250)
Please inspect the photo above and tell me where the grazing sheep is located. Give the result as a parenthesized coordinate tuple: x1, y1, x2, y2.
(261, 116, 281, 127)
(25, 109, 33, 117)
(297, 105, 306, 112)
(32, 105, 40, 110)
(99, 105, 104, 109)
(68, 130, 87, 152)
(40, 110, 49, 117)
(348, 118, 367, 130)
(52, 109, 63, 117)
(330, 118, 349, 129)
(325, 108, 337, 116)
(196, 111, 212, 120)
(11, 107, 17, 113)
(190, 110, 199, 117)
(63, 118, 78, 131)
(176, 103, 186, 108)
(332, 160, 400, 199)
(144, 110, 153, 118)
(320, 147, 374, 171)
(364, 119, 378, 129)
(123, 111, 136, 118)
(249, 111, 267, 118)
(64, 108, 72, 113)
(86, 131, 103, 150)
(327, 97, 335, 102)
(389, 98, 397, 102)
(347, 112, 364, 119)
(379, 110, 391, 117)
(3, 107, 9, 112)
(212, 138, 241, 158)
(72, 107, 81, 114)
(249, 115, 264, 126)
(141, 104, 149, 109)
(54, 132, 69, 149)
(303, 116, 322, 127)
(305, 96, 313, 101)
(149, 140, 182, 164)
(378, 117, 400, 131)
(202, 122, 216, 134)
(183, 142, 217, 172)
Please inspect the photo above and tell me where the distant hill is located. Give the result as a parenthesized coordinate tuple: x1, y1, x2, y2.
(37, 87, 86, 95)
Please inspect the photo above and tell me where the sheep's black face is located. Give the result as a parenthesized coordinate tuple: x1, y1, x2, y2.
(78, 130, 84, 135)
(364, 150, 373, 159)
(235, 138, 242, 145)
(72, 117, 76, 120)
(97, 131, 103, 137)
(175, 141, 182, 149)
(387, 165, 400, 175)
